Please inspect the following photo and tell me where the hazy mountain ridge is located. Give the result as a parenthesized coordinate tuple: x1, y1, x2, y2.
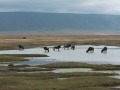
(0, 12, 120, 34)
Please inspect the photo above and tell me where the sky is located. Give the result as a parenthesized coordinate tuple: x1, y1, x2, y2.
(0, 0, 120, 15)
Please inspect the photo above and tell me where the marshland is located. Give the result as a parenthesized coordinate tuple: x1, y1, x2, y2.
(0, 35, 120, 90)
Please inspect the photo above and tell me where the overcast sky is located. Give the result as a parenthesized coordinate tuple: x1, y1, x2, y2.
(0, 0, 120, 15)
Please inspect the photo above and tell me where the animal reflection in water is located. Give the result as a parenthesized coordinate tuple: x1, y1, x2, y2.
(43, 46, 49, 52)
(53, 45, 61, 51)
(71, 45, 75, 50)
(18, 45, 24, 50)
(101, 47, 107, 53)
(86, 47, 94, 53)
(42, 45, 107, 53)
(64, 44, 71, 49)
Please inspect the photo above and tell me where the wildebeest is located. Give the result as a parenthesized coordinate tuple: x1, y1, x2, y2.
(64, 44, 72, 49)
(86, 47, 94, 53)
(23, 37, 26, 39)
(53, 45, 61, 51)
(71, 45, 75, 50)
(43, 46, 49, 52)
(18, 45, 24, 50)
(101, 47, 107, 53)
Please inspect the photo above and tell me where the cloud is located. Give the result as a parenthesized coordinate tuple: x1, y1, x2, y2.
(0, 0, 120, 14)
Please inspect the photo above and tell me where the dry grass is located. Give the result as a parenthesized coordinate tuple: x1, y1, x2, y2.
(0, 35, 120, 50)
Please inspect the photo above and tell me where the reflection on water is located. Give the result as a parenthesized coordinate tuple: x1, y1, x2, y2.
(52, 68, 120, 80)
(15, 59, 62, 66)
(109, 75, 120, 79)
(17, 71, 51, 74)
(0, 64, 8, 66)
(52, 68, 120, 74)
(0, 46, 120, 88)
(16, 67, 120, 80)
(57, 78, 67, 80)
(13, 45, 120, 66)
(112, 86, 120, 88)
(0, 45, 119, 66)
(52, 68, 92, 73)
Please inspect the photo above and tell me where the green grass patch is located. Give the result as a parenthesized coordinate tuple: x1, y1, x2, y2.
(42, 62, 120, 70)
(0, 72, 119, 90)
(8, 67, 54, 72)
(0, 54, 48, 57)
(0, 54, 48, 62)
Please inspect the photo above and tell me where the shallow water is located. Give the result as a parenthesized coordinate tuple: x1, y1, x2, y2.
(0, 45, 120, 65)
(1, 45, 120, 88)
(52, 68, 120, 74)
(16, 67, 120, 80)
(51, 68, 120, 88)
(52, 68, 92, 73)
(15, 58, 61, 66)
(52, 68, 120, 80)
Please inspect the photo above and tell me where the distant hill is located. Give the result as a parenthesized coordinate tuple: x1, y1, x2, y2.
(0, 12, 120, 35)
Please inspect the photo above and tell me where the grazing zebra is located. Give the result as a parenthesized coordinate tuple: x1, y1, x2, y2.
(71, 45, 75, 50)
(101, 47, 107, 53)
(18, 45, 24, 50)
(64, 44, 72, 49)
(53, 45, 61, 51)
(86, 47, 94, 53)
(43, 46, 49, 52)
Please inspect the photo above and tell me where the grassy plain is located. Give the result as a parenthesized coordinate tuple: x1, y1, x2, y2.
(0, 54, 48, 62)
(0, 35, 120, 90)
(0, 35, 120, 50)
(42, 62, 120, 70)
(0, 72, 120, 90)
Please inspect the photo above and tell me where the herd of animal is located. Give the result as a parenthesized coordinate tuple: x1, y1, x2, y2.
(86, 46, 107, 53)
(18, 44, 107, 53)
(43, 44, 75, 52)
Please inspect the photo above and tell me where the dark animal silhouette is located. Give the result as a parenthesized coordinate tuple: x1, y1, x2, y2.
(18, 45, 24, 50)
(43, 46, 49, 52)
(71, 45, 75, 50)
(86, 47, 94, 53)
(53, 45, 61, 51)
(23, 37, 26, 39)
(101, 47, 107, 53)
(64, 44, 72, 49)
